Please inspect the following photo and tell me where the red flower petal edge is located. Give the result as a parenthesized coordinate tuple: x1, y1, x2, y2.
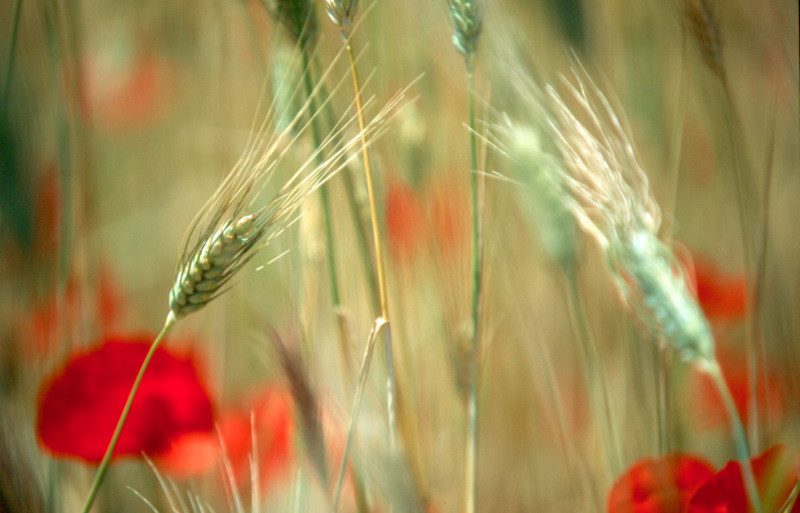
(691, 347, 786, 430)
(36, 335, 214, 463)
(684, 254, 748, 322)
(217, 386, 295, 491)
(688, 445, 800, 513)
(608, 454, 716, 513)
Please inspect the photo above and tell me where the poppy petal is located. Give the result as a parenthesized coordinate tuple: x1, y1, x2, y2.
(36, 335, 214, 463)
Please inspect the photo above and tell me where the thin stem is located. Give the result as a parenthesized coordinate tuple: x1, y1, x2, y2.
(80, 314, 176, 513)
(333, 319, 387, 512)
(299, 47, 354, 380)
(343, 39, 398, 449)
(301, 50, 341, 307)
(464, 69, 483, 513)
(344, 43, 388, 321)
(702, 359, 762, 513)
(317, 80, 380, 312)
(779, 479, 800, 513)
(655, 348, 670, 455)
(1, 0, 23, 117)
(720, 85, 762, 450)
(564, 268, 621, 474)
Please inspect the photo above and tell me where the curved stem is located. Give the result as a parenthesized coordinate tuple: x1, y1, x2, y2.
(80, 314, 176, 513)
(564, 267, 621, 473)
(343, 39, 398, 450)
(702, 359, 762, 513)
(333, 319, 386, 512)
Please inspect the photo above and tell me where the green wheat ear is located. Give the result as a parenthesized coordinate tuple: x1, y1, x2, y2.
(447, 0, 484, 70)
(169, 214, 256, 318)
(324, 0, 359, 35)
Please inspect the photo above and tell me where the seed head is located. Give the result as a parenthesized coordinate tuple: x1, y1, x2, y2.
(508, 125, 579, 267)
(447, 0, 484, 71)
(168, 50, 411, 320)
(324, 0, 359, 34)
(539, 68, 714, 363)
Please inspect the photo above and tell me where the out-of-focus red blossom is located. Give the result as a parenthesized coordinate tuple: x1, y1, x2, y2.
(217, 387, 295, 491)
(608, 454, 716, 513)
(96, 264, 125, 333)
(79, 51, 176, 132)
(19, 265, 125, 358)
(688, 445, 800, 513)
(683, 253, 748, 322)
(691, 348, 785, 430)
(428, 177, 469, 257)
(155, 431, 220, 478)
(386, 178, 426, 261)
(23, 275, 80, 358)
(36, 335, 214, 463)
(33, 163, 61, 259)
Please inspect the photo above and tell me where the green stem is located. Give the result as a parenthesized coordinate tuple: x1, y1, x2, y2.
(464, 70, 483, 513)
(301, 49, 342, 310)
(80, 314, 176, 513)
(564, 268, 621, 474)
(315, 79, 380, 312)
(703, 359, 762, 513)
(1, 0, 22, 117)
(299, 46, 355, 385)
(720, 85, 763, 451)
(333, 319, 386, 512)
(343, 38, 398, 450)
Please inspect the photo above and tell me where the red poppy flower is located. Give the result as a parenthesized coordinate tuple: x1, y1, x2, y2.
(386, 178, 426, 261)
(19, 265, 126, 359)
(36, 335, 214, 463)
(608, 454, 716, 513)
(33, 163, 61, 259)
(217, 386, 295, 491)
(79, 50, 177, 132)
(688, 445, 800, 513)
(428, 176, 469, 258)
(155, 431, 220, 478)
(684, 254, 748, 322)
(690, 347, 785, 430)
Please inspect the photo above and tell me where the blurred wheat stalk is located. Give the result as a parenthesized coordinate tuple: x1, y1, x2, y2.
(0, 0, 797, 511)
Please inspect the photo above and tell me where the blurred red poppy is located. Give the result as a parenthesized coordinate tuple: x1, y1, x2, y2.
(608, 454, 716, 513)
(684, 254, 748, 322)
(36, 335, 214, 463)
(386, 178, 426, 261)
(690, 347, 785, 430)
(33, 163, 61, 259)
(217, 386, 295, 491)
(19, 264, 126, 359)
(79, 51, 177, 132)
(428, 176, 469, 258)
(688, 445, 800, 513)
(155, 431, 220, 478)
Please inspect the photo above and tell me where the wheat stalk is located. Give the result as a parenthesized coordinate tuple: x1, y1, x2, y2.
(447, 2, 486, 511)
(80, 44, 409, 513)
(530, 64, 764, 513)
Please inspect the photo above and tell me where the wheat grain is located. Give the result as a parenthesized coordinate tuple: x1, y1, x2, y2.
(168, 48, 411, 320)
(448, 0, 484, 71)
(535, 67, 714, 363)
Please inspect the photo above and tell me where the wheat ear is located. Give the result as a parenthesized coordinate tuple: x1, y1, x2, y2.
(80, 44, 408, 513)
(541, 64, 764, 513)
(324, 0, 402, 465)
(447, 1, 485, 511)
